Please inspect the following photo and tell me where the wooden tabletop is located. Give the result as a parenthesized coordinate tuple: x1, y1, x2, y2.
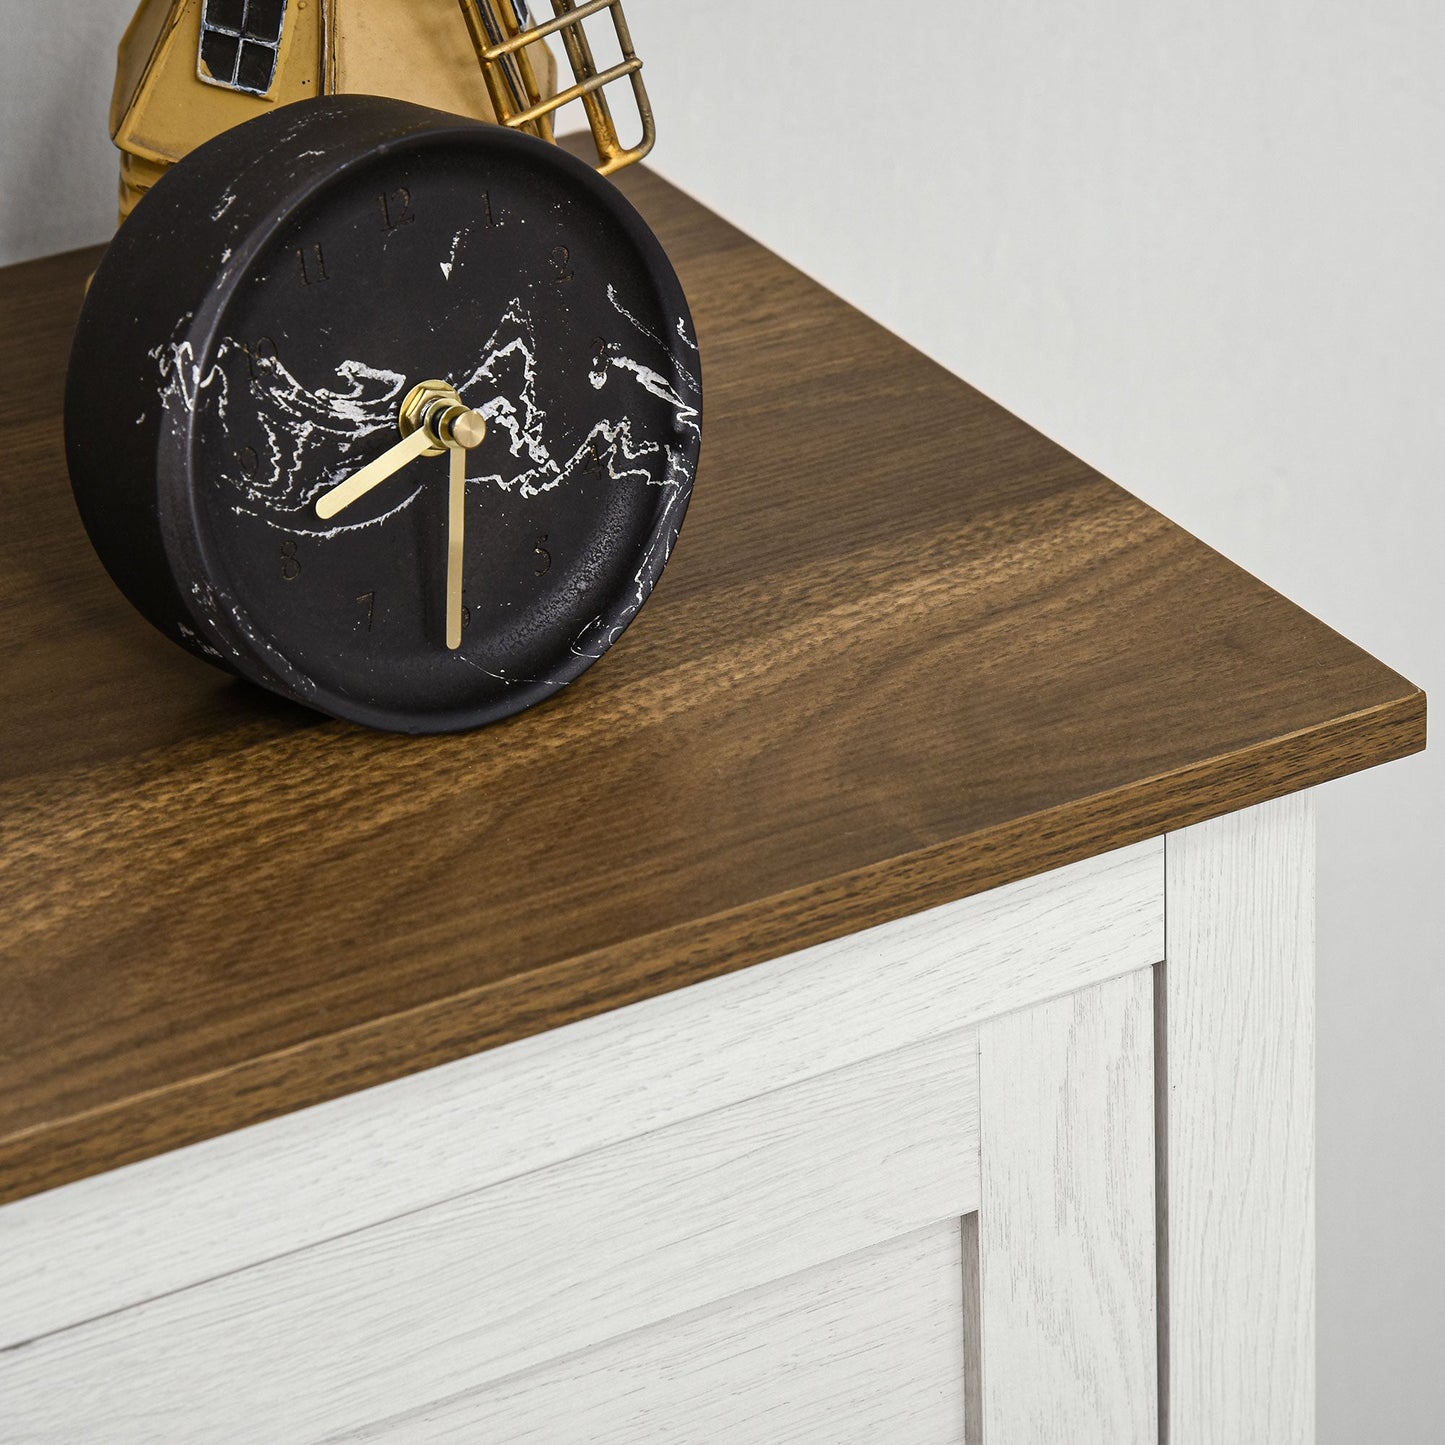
(0, 159, 1424, 1204)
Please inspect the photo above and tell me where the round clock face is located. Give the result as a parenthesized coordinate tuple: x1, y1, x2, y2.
(67, 97, 701, 733)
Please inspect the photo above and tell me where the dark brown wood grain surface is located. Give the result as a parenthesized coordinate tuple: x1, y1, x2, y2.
(0, 158, 1424, 1204)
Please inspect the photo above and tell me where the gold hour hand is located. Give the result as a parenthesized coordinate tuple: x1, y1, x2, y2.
(314, 426, 436, 520)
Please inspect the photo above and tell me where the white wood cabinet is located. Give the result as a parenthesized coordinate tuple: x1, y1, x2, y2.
(0, 794, 1314, 1443)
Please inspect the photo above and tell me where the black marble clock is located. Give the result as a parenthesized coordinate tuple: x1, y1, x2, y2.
(66, 95, 702, 733)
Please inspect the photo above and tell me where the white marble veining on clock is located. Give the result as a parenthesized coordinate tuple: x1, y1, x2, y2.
(149, 299, 699, 547)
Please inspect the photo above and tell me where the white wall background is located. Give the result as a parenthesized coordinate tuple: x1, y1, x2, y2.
(2, 2, 1439, 1436)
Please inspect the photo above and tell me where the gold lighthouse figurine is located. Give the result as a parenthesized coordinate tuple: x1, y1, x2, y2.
(110, 0, 657, 226)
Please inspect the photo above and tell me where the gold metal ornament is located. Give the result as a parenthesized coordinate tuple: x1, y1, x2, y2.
(110, 0, 656, 225)
(460, 0, 655, 175)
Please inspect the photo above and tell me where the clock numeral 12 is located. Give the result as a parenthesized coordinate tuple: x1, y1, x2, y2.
(297, 242, 329, 286)
(378, 187, 414, 231)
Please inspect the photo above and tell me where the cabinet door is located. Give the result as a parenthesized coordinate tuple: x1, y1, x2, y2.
(341, 1224, 971, 1445)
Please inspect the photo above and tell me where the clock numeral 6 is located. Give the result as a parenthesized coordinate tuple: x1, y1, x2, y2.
(550, 245, 573, 285)
(378, 187, 414, 232)
(534, 534, 553, 576)
(297, 242, 329, 286)
(280, 539, 301, 582)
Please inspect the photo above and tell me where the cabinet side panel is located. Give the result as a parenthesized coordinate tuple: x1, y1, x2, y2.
(1163, 791, 1315, 1444)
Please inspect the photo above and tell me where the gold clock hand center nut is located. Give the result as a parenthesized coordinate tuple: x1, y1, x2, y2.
(399, 380, 487, 455)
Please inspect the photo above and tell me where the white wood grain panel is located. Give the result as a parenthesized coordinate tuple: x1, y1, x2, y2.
(0, 838, 1161, 1348)
(976, 968, 1158, 1444)
(1163, 792, 1315, 1444)
(0, 1027, 980, 1445)
(333, 1222, 968, 1445)
(960, 1213, 984, 1445)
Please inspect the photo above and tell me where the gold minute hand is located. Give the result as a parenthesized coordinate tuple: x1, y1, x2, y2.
(446, 444, 466, 651)
(314, 426, 436, 520)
